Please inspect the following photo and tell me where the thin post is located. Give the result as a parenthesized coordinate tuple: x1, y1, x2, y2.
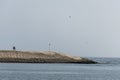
(49, 43, 51, 51)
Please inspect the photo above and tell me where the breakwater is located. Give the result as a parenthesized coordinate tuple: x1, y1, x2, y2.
(0, 50, 97, 63)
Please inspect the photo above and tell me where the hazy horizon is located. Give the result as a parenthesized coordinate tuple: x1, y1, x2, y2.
(0, 0, 120, 57)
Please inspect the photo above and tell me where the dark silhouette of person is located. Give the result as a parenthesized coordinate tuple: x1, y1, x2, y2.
(13, 46, 16, 51)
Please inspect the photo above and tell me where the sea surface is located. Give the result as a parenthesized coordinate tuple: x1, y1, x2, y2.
(0, 58, 120, 80)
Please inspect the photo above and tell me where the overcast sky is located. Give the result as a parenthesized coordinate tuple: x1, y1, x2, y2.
(0, 0, 120, 57)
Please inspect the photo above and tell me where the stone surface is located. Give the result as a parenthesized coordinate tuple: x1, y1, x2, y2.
(0, 50, 97, 64)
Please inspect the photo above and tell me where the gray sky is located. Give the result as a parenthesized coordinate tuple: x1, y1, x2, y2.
(0, 0, 120, 57)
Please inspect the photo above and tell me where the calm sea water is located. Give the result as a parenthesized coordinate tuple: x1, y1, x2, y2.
(0, 58, 120, 80)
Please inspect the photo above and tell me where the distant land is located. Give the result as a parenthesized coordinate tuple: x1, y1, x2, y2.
(0, 50, 97, 64)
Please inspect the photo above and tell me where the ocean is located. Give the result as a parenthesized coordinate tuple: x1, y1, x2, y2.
(0, 58, 119, 80)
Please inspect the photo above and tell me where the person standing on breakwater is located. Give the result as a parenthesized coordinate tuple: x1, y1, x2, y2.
(13, 46, 16, 51)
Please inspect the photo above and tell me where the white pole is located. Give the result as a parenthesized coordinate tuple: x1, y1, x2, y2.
(49, 43, 51, 51)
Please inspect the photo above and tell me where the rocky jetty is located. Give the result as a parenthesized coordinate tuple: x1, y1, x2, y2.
(0, 50, 97, 64)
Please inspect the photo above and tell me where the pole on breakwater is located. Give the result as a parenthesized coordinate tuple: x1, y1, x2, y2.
(48, 43, 51, 51)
